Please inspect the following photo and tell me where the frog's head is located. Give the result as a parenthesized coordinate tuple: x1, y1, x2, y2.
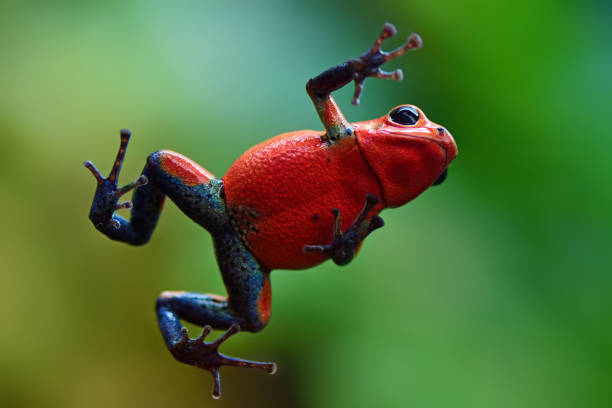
(355, 104, 457, 208)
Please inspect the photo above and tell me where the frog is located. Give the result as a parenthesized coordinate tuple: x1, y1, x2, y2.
(84, 22, 457, 399)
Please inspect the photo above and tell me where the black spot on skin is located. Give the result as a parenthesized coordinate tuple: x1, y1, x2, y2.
(312, 214, 319, 220)
(327, 158, 331, 163)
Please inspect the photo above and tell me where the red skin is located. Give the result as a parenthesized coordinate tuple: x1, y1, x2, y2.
(223, 105, 457, 270)
(160, 151, 214, 186)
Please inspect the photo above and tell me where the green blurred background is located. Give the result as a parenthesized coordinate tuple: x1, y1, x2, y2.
(1, 0, 611, 407)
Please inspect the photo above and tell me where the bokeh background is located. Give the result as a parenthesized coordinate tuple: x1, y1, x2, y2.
(1, 0, 611, 407)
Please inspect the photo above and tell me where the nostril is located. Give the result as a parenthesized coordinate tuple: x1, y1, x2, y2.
(437, 127, 445, 135)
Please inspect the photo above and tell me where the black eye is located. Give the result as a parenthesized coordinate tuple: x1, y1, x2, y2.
(390, 106, 419, 126)
(432, 169, 448, 186)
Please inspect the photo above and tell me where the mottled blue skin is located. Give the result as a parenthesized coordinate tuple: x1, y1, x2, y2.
(90, 150, 271, 332)
(86, 144, 275, 398)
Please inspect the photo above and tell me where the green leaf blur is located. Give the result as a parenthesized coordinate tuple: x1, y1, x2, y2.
(1, 0, 610, 407)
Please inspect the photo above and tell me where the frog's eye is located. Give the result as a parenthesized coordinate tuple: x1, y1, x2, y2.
(390, 106, 419, 126)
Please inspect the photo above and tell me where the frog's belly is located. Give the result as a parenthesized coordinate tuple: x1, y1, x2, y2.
(223, 130, 383, 270)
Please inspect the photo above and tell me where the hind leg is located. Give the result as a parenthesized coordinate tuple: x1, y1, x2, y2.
(84, 129, 227, 244)
(87, 130, 276, 398)
(156, 228, 275, 399)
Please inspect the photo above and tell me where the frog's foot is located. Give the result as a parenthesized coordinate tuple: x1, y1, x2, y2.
(84, 129, 148, 230)
(303, 193, 384, 266)
(171, 324, 277, 399)
(349, 23, 422, 105)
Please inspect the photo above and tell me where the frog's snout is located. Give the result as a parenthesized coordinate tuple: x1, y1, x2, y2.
(433, 126, 457, 165)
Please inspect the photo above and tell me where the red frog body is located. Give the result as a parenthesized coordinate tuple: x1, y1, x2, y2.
(224, 107, 456, 270)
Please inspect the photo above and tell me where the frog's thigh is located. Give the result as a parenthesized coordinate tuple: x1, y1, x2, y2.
(213, 228, 271, 332)
(145, 150, 227, 232)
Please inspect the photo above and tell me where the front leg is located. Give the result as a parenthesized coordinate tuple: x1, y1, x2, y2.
(303, 194, 384, 266)
(306, 22, 422, 142)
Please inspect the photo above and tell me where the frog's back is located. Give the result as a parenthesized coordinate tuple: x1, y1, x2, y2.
(223, 130, 382, 270)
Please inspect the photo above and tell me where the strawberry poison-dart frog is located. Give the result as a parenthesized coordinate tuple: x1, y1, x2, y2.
(84, 23, 457, 399)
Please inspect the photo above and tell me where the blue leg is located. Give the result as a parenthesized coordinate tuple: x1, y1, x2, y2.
(85, 130, 276, 399)
(84, 129, 227, 244)
(156, 228, 275, 399)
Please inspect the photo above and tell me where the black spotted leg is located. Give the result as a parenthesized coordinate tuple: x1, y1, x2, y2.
(87, 130, 276, 399)
(306, 22, 422, 142)
(303, 194, 384, 266)
(347, 22, 423, 105)
(84, 129, 148, 230)
(170, 323, 276, 399)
